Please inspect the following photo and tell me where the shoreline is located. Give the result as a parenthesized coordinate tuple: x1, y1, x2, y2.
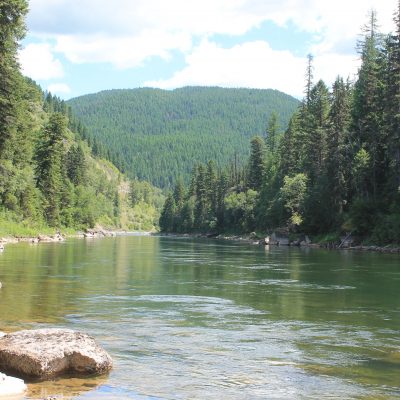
(1, 230, 398, 254)
(155, 232, 400, 254)
(0, 229, 154, 247)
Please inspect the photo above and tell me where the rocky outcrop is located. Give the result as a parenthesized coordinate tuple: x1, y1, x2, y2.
(0, 372, 26, 398)
(84, 229, 117, 238)
(37, 233, 64, 243)
(0, 329, 112, 380)
(1, 234, 64, 245)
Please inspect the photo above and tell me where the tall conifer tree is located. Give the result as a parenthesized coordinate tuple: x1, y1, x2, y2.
(248, 136, 266, 191)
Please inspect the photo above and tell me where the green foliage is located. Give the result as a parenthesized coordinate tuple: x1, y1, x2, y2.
(35, 113, 67, 226)
(0, 209, 51, 238)
(348, 198, 379, 236)
(248, 136, 266, 191)
(67, 143, 87, 185)
(265, 111, 280, 153)
(370, 213, 400, 245)
(0, 2, 162, 235)
(0, 0, 28, 161)
(68, 87, 299, 187)
(224, 189, 258, 232)
(159, 5, 400, 245)
(280, 174, 308, 230)
(159, 193, 176, 232)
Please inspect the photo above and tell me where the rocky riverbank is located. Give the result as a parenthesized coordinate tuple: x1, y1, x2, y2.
(157, 232, 400, 254)
(0, 228, 120, 248)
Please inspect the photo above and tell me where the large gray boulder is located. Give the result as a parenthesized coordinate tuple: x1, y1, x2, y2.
(0, 372, 26, 398)
(0, 329, 112, 380)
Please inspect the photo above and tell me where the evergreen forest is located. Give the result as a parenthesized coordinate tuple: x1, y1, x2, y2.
(160, 7, 400, 245)
(0, 0, 163, 235)
(2, 0, 400, 244)
(68, 87, 299, 187)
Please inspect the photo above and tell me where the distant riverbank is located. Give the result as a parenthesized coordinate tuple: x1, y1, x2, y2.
(0, 228, 154, 247)
(156, 232, 400, 254)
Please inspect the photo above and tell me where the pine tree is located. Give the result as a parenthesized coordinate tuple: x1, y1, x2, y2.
(172, 178, 186, 231)
(188, 165, 198, 197)
(159, 193, 176, 232)
(216, 170, 229, 228)
(67, 144, 87, 186)
(0, 0, 28, 161)
(248, 136, 266, 191)
(35, 113, 67, 226)
(180, 197, 195, 232)
(265, 112, 280, 153)
(205, 160, 218, 218)
(302, 80, 330, 183)
(326, 77, 351, 215)
(113, 191, 120, 218)
(279, 112, 300, 178)
(194, 164, 208, 228)
(352, 10, 386, 199)
(304, 54, 314, 106)
(129, 180, 142, 206)
(173, 178, 185, 209)
(384, 2, 400, 193)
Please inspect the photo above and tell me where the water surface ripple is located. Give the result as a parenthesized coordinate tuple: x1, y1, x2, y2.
(0, 236, 399, 399)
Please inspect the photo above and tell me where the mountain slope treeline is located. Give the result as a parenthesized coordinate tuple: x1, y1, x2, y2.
(0, 1, 163, 235)
(160, 7, 400, 245)
(68, 87, 299, 187)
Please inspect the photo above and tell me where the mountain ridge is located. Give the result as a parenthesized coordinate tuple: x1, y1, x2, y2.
(68, 86, 299, 187)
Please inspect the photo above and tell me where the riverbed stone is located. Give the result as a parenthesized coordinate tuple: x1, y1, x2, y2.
(0, 329, 112, 380)
(0, 372, 26, 397)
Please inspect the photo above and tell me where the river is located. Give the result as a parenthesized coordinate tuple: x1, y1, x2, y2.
(0, 235, 399, 399)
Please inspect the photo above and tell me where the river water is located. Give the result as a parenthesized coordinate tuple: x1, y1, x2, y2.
(0, 235, 399, 399)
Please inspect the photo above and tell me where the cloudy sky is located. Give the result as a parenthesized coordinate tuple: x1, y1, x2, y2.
(19, 0, 396, 99)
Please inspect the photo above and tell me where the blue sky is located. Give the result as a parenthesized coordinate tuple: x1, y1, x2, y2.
(19, 0, 396, 100)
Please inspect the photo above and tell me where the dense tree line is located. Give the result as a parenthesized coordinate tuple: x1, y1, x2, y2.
(0, 1, 162, 233)
(160, 7, 400, 245)
(68, 87, 299, 187)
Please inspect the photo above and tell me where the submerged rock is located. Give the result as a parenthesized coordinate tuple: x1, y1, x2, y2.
(0, 329, 112, 380)
(0, 372, 26, 398)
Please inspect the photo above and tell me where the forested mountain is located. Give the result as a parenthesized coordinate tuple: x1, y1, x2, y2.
(160, 7, 400, 245)
(0, 1, 163, 235)
(68, 87, 299, 187)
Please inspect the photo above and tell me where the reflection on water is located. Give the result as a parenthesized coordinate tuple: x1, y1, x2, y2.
(0, 236, 399, 399)
(26, 375, 110, 399)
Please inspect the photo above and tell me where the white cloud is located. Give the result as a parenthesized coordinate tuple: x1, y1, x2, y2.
(24, 0, 398, 95)
(145, 40, 306, 96)
(19, 43, 64, 80)
(54, 30, 191, 69)
(145, 40, 363, 97)
(27, 0, 396, 42)
(47, 83, 71, 94)
(314, 53, 360, 85)
(27, 0, 264, 37)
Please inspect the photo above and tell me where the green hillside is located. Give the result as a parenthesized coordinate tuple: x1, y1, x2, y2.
(68, 87, 299, 187)
(0, 0, 163, 235)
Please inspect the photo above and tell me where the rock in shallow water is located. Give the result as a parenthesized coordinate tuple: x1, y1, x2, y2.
(0, 372, 26, 398)
(0, 329, 112, 380)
